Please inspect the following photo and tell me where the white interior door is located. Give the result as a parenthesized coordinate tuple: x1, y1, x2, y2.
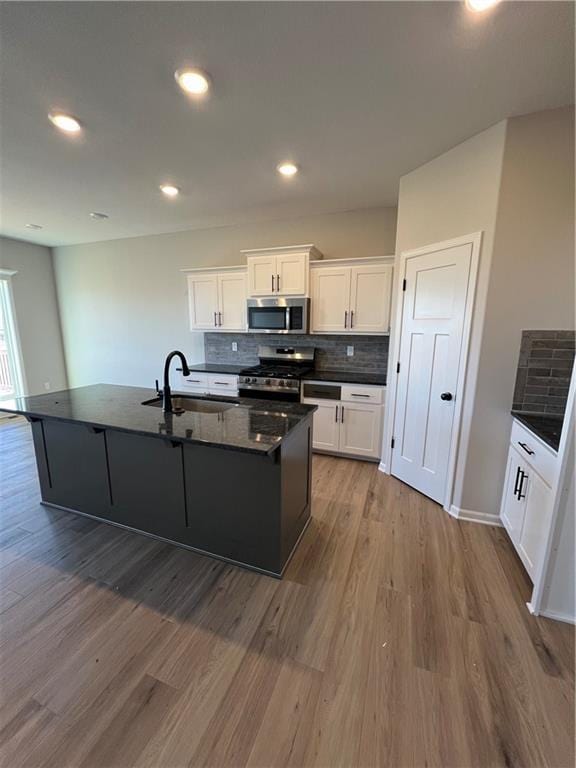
(349, 264, 393, 333)
(218, 273, 246, 330)
(187, 274, 219, 330)
(390, 242, 474, 504)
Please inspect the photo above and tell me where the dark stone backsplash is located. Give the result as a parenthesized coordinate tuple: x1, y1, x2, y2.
(204, 333, 389, 373)
(513, 330, 574, 416)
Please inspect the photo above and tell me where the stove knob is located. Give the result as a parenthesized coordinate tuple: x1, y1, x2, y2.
(278, 380, 285, 387)
(265, 378, 271, 385)
(251, 378, 258, 383)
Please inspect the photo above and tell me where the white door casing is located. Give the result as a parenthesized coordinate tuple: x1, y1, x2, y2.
(390, 235, 480, 506)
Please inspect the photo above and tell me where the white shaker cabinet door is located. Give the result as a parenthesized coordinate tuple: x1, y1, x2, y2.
(338, 402, 383, 459)
(518, 469, 553, 579)
(187, 274, 219, 331)
(349, 264, 393, 333)
(275, 253, 307, 296)
(218, 272, 247, 330)
(247, 255, 276, 296)
(310, 267, 351, 333)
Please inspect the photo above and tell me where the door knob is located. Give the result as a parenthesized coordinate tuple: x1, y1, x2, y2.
(440, 392, 453, 401)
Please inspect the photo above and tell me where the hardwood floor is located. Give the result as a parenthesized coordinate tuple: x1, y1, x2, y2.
(0, 416, 573, 768)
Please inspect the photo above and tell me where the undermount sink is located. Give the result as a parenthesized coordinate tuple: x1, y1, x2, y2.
(142, 396, 238, 414)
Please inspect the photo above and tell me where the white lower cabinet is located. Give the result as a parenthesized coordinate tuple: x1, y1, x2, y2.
(500, 419, 556, 581)
(302, 382, 385, 461)
(338, 402, 383, 459)
(310, 401, 341, 452)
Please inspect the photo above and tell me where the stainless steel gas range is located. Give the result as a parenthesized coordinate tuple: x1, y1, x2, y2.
(238, 346, 315, 402)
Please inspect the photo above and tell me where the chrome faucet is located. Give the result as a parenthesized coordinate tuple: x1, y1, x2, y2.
(161, 350, 190, 413)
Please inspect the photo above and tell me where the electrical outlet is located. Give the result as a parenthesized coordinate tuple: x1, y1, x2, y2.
(346, 346, 354, 357)
(44, 381, 51, 390)
(232, 342, 238, 352)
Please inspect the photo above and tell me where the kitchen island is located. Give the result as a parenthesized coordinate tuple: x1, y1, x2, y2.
(1, 384, 316, 577)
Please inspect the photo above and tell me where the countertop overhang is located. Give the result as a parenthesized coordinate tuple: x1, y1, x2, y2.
(0, 384, 316, 456)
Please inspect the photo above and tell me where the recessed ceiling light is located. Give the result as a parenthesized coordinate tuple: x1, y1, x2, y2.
(465, 0, 500, 12)
(48, 111, 82, 134)
(174, 69, 210, 96)
(160, 184, 180, 197)
(277, 162, 299, 178)
(25, 223, 43, 230)
(89, 212, 109, 220)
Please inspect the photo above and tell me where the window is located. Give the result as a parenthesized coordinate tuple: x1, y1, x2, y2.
(0, 272, 25, 401)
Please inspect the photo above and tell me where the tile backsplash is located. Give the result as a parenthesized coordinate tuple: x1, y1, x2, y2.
(204, 333, 389, 373)
(513, 330, 575, 416)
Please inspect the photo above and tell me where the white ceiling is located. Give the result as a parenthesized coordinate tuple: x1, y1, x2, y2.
(0, 1, 573, 247)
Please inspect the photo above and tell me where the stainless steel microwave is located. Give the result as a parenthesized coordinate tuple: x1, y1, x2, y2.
(246, 297, 309, 334)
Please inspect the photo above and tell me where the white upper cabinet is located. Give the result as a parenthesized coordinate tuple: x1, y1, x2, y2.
(185, 267, 247, 332)
(310, 258, 394, 335)
(350, 264, 393, 333)
(186, 273, 219, 330)
(310, 266, 352, 332)
(217, 271, 247, 330)
(243, 244, 322, 297)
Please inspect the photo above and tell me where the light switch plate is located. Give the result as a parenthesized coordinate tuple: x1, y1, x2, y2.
(232, 342, 238, 352)
(346, 346, 354, 357)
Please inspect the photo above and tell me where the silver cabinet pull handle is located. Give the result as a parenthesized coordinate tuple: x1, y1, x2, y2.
(213, 381, 229, 385)
(344, 310, 348, 328)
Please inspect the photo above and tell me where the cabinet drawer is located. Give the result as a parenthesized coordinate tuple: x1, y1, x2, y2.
(208, 374, 238, 392)
(341, 385, 385, 404)
(180, 372, 209, 391)
(511, 419, 557, 487)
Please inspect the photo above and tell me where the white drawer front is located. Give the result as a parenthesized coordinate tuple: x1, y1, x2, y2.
(511, 419, 557, 487)
(208, 374, 239, 392)
(341, 385, 385, 405)
(180, 372, 209, 391)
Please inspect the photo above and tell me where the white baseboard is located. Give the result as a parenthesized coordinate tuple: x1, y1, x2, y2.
(378, 461, 388, 474)
(449, 505, 503, 527)
(537, 607, 576, 625)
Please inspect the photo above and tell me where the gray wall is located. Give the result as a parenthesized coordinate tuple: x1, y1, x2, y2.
(53, 207, 397, 388)
(0, 236, 68, 396)
(205, 333, 389, 374)
(392, 106, 575, 518)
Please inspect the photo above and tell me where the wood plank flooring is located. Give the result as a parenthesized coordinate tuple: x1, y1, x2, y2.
(0, 416, 573, 768)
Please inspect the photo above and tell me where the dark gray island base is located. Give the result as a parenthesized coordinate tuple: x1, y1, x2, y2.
(2, 384, 316, 577)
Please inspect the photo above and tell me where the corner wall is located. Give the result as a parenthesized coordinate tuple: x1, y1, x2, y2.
(390, 120, 508, 515)
(53, 207, 396, 388)
(458, 105, 575, 515)
(391, 106, 575, 520)
(0, 236, 68, 396)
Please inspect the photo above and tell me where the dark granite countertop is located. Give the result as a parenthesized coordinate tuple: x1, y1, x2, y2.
(183, 363, 246, 375)
(511, 411, 564, 452)
(0, 384, 316, 456)
(303, 369, 387, 386)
